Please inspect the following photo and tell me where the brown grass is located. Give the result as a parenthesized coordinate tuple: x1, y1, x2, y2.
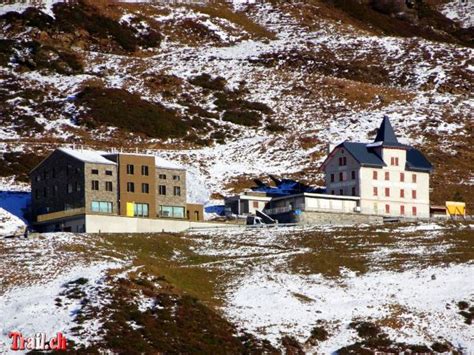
(191, 2, 276, 40)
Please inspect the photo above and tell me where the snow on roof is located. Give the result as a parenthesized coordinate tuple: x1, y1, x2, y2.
(59, 148, 116, 165)
(154, 156, 184, 170)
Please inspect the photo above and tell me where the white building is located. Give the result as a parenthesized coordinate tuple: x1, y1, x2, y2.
(224, 191, 272, 216)
(321, 116, 433, 218)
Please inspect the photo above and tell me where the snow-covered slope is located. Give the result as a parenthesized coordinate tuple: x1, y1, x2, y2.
(0, 0, 472, 206)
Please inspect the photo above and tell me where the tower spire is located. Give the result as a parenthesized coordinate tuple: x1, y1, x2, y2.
(374, 115, 399, 144)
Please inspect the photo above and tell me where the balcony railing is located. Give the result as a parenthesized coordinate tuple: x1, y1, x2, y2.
(36, 207, 85, 223)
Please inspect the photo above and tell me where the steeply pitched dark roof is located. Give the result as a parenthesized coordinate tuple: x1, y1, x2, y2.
(373, 115, 407, 148)
(338, 142, 386, 167)
(321, 116, 433, 173)
(406, 147, 433, 172)
(337, 142, 433, 172)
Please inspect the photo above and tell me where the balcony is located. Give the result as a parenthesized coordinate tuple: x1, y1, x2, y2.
(36, 208, 85, 223)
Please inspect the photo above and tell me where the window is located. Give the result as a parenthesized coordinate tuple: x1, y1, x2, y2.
(400, 189, 405, 198)
(412, 190, 417, 199)
(141, 165, 149, 176)
(352, 187, 356, 196)
(331, 190, 335, 195)
(373, 187, 378, 196)
(395, 157, 399, 166)
(159, 174, 167, 180)
(390, 157, 399, 166)
(373, 171, 378, 180)
(75, 182, 81, 192)
(385, 204, 390, 214)
(52, 168, 56, 178)
(159, 185, 166, 195)
(76, 167, 81, 175)
(127, 182, 135, 193)
(159, 206, 185, 218)
(126, 164, 134, 175)
(385, 187, 390, 197)
(43, 171, 48, 180)
(67, 183, 73, 193)
(91, 201, 113, 213)
(35, 189, 40, 200)
(400, 205, 405, 215)
(385, 171, 390, 181)
(412, 206, 417, 216)
(106, 170, 113, 176)
(91, 180, 99, 191)
(339, 189, 343, 195)
(105, 181, 113, 192)
(35, 175, 41, 182)
(134, 203, 149, 217)
(330, 174, 335, 183)
(53, 185, 58, 197)
(173, 175, 181, 181)
(351, 171, 356, 180)
(253, 201, 259, 208)
(142, 183, 149, 194)
(339, 172, 344, 182)
(400, 172, 405, 182)
(412, 174, 417, 183)
(91, 169, 99, 175)
(43, 187, 47, 198)
(174, 186, 181, 196)
(338, 156, 347, 166)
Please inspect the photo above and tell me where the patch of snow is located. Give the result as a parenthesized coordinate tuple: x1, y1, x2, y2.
(225, 263, 474, 352)
(439, 0, 474, 28)
(0, 262, 121, 350)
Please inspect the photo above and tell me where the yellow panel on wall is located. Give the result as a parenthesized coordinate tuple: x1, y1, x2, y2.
(445, 201, 466, 216)
(126, 202, 135, 217)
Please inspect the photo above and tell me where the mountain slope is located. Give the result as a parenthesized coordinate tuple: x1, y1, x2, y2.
(0, 0, 472, 207)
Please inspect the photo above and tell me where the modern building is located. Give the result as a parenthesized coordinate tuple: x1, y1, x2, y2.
(320, 116, 433, 218)
(30, 148, 204, 232)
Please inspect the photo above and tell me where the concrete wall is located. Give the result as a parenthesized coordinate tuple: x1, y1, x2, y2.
(85, 215, 229, 233)
(298, 211, 383, 225)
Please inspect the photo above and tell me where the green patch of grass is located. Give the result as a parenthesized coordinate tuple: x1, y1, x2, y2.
(98, 234, 223, 307)
(76, 87, 191, 139)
